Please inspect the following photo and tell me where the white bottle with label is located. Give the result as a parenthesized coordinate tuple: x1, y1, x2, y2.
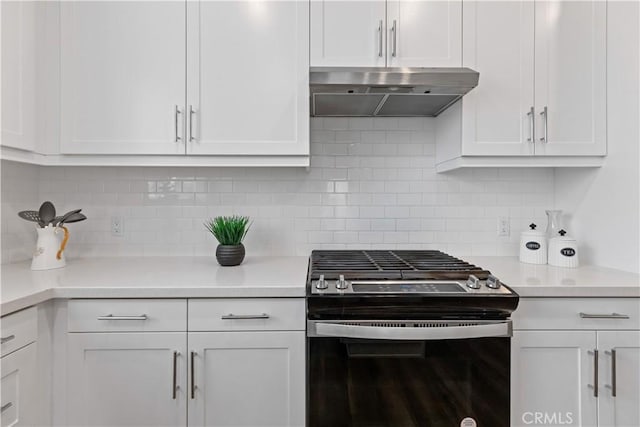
(548, 230, 579, 268)
(519, 223, 547, 265)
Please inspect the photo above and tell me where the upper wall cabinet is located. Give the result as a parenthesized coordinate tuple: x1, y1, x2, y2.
(186, 1, 309, 156)
(436, 0, 607, 171)
(310, 0, 461, 67)
(60, 1, 186, 155)
(1, 1, 37, 153)
(58, 1, 309, 163)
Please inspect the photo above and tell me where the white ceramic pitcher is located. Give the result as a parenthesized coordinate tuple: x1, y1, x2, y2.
(31, 226, 68, 270)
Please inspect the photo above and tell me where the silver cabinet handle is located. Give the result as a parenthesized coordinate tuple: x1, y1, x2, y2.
(190, 351, 196, 399)
(97, 314, 148, 321)
(1, 335, 15, 344)
(1, 402, 12, 413)
(539, 106, 548, 143)
(579, 313, 630, 319)
(391, 20, 397, 57)
(605, 349, 617, 397)
(377, 20, 383, 57)
(221, 313, 270, 320)
(188, 105, 195, 142)
(527, 106, 535, 142)
(172, 351, 179, 399)
(174, 105, 182, 142)
(588, 350, 599, 397)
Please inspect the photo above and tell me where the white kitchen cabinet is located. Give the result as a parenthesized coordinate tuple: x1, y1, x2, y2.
(188, 331, 305, 427)
(511, 331, 597, 427)
(66, 332, 188, 427)
(436, 0, 607, 171)
(597, 331, 640, 427)
(459, 1, 535, 156)
(0, 343, 38, 427)
(511, 298, 640, 427)
(534, 0, 607, 156)
(186, 0, 309, 156)
(60, 1, 186, 155)
(64, 298, 306, 426)
(1, 1, 37, 153)
(310, 0, 460, 68)
(310, 0, 386, 67)
(386, 0, 461, 67)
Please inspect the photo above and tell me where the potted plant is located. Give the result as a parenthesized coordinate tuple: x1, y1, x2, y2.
(204, 215, 251, 266)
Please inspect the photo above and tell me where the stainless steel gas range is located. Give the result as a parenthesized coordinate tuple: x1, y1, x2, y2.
(306, 250, 519, 427)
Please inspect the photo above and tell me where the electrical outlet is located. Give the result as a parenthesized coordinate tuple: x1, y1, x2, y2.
(111, 216, 124, 237)
(497, 217, 510, 237)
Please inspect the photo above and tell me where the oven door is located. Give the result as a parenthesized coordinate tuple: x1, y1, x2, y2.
(307, 320, 512, 427)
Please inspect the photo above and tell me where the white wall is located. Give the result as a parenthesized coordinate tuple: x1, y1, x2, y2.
(1, 118, 555, 261)
(1, 160, 40, 263)
(555, 1, 640, 273)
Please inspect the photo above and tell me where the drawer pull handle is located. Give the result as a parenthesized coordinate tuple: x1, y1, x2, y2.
(605, 349, 617, 397)
(579, 312, 630, 319)
(97, 314, 148, 321)
(190, 351, 196, 399)
(588, 349, 598, 397)
(1, 335, 15, 344)
(1, 402, 12, 413)
(172, 351, 179, 400)
(221, 313, 269, 320)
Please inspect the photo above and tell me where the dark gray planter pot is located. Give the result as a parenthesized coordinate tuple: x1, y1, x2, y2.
(216, 244, 245, 266)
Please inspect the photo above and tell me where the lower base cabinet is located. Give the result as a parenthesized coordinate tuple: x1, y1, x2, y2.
(65, 298, 306, 427)
(511, 331, 597, 427)
(188, 332, 305, 427)
(597, 331, 640, 427)
(1, 343, 38, 427)
(511, 299, 640, 427)
(67, 333, 188, 427)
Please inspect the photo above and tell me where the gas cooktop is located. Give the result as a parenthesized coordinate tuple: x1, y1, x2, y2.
(308, 250, 514, 296)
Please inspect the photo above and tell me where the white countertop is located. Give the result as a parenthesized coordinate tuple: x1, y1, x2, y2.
(466, 256, 640, 298)
(1, 256, 309, 316)
(1, 255, 639, 316)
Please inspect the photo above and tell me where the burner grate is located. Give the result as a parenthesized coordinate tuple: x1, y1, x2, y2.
(310, 250, 490, 280)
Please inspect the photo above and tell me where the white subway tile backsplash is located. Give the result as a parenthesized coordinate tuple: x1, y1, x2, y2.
(1, 118, 555, 260)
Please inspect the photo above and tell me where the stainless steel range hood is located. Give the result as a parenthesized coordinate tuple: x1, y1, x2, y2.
(310, 67, 479, 117)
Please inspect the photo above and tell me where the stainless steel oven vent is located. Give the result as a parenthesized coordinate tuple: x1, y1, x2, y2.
(310, 67, 479, 117)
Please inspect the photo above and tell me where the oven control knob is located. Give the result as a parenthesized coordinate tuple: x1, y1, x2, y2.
(336, 274, 348, 290)
(315, 274, 328, 290)
(466, 275, 481, 290)
(486, 275, 501, 289)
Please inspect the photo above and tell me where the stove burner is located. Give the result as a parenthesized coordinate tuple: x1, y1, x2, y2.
(310, 250, 491, 280)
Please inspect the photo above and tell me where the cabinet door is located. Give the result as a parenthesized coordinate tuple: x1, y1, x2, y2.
(1, 343, 37, 427)
(1, 1, 37, 152)
(60, 1, 186, 155)
(598, 331, 640, 427)
(67, 333, 187, 427)
(387, 0, 461, 67)
(187, 0, 309, 156)
(534, 0, 607, 156)
(461, 1, 535, 156)
(511, 331, 597, 427)
(188, 331, 305, 427)
(310, 0, 386, 67)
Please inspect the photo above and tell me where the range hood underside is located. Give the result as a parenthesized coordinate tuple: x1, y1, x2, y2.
(310, 67, 479, 117)
(312, 92, 462, 117)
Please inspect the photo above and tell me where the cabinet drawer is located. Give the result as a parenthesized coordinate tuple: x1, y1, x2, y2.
(1, 307, 37, 358)
(513, 298, 640, 330)
(67, 299, 187, 332)
(189, 299, 305, 331)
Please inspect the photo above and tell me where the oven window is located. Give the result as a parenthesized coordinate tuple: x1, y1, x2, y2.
(308, 337, 510, 427)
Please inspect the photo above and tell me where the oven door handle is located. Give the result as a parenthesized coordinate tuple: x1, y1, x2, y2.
(310, 321, 512, 340)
